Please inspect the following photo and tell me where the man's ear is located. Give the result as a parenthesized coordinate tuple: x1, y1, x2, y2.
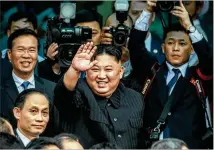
(7, 30, 11, 37)
(120, 66, 125, 79)
(34, 29, 38, 34)
(7, 49, 12, 61)
(13, 107, 21, 120)
(161, 44, 165, 54)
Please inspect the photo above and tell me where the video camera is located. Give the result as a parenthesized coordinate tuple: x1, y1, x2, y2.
(107, 0, 130, 47)
(45, 2, 92, 67)
(156, 0, 179, 12)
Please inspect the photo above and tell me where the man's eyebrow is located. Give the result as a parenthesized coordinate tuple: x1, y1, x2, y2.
(167, 37, 185, 41)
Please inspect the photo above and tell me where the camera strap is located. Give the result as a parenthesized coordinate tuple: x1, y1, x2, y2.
(142, 62, 160, 99)
(190, 77, 213, 129)
(150, 94, 174, 140)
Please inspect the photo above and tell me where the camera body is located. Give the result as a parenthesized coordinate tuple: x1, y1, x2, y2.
(157, 1, 179, 12)
(45, 2, 92, 68)
(45, 17, 92, 67)
(108, 24, 130, 47)
(106, 0, 130, 47)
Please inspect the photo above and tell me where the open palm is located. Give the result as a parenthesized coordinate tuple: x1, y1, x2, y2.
(72, 42, 98, 72)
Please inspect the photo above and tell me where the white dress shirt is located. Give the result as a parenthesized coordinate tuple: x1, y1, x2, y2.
(16, 128, 31, 147)
(12, 72, 35, 93)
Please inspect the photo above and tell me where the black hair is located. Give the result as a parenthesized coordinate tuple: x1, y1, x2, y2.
(14, 88, 50, 110)
(89, 142, 121, 149)
(75, 9, 103, 28)
(25, 137, 59, 149)
(150, 138, 188, 149)
(7, 28, 39, 50)
(54, 133, 81, 149)
(0, 117, 13, 135)
(0, 132, 24, 149)
(163, 23, 190, 41)
(8, 11, 37, 30)
(92, 45, 122, 62)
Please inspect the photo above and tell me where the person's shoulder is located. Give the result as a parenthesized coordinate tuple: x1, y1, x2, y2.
(35, 75, 56, 86)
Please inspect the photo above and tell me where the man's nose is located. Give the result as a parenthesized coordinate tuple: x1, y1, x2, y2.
(22, 50, 31, 57)
(174, 43, 179, 51)
(35, 113, 43, 121)
(98, 70, 106, 78)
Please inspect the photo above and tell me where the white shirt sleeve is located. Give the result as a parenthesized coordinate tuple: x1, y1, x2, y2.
(134, 10, 152, 31)
(189, 29, 203, 44)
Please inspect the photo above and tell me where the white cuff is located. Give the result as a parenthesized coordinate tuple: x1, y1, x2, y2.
(189, 29, 203, 43)
(134, 10, 152, 31)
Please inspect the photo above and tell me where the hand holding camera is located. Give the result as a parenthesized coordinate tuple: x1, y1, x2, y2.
(171, 0, 193, 30)
(100, 26, 113, 45)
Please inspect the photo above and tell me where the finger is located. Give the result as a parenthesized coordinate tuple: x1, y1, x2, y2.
(82, 42, 90, 53)
(76, 44, 84, 54)
(52, 43, 58, 51)
(88, 60, 98, 69)
(89, 46, 97, 58)
(102, 26, 110, 32)
(173, 6, 184, 12)
(102, 42, 112, 45)
(179, 0, 184, 8)
(171, 12, 183, 18)
(102, 32, 113, 38)
(51, 50, 58, 57)
(101, 37, 112, 42)
(85, 41, 94, 54)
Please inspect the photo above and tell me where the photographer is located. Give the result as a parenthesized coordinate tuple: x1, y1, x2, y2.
(38, 9, 102, 83)
(127, 0, 212, 148)
(54, 42, 144, 148)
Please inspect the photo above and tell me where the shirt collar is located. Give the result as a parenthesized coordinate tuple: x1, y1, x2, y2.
(16, 128, 31, 147)
(166, 61, 188, 77)
(12, 71, 35, 88)
(108, 83, 125, 108)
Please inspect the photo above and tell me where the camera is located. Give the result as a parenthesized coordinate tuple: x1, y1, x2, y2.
(106, 0, 130, 47)
(157, 0, 179, 12)
(108, 24, 130, 47)
(45, 2, 92, 68)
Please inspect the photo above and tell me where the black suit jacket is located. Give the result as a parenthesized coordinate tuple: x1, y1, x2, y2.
(126, 29, 212, 148)
(54, 79, 145, 149)
(0, 74, 60, 137)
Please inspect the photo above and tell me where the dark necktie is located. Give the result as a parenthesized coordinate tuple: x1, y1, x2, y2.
(167, 68, 180, 95)
(21, 81, 30, 90)
(163, 68, 180, 138)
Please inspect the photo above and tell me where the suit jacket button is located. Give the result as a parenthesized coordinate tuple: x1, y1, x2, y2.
(168, 112, 171, 116)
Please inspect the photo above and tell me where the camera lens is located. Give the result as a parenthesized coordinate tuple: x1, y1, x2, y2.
(157, 1, 175, 12)
(58, 43, 80, 67)
(114, 31, 127, 47)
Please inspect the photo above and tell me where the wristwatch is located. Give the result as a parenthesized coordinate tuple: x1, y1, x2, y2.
(187, 25, 196, 33)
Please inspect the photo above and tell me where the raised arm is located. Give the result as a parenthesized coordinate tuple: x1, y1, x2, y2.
(128, 0, 158, 79)
(171, 0, 212, 77)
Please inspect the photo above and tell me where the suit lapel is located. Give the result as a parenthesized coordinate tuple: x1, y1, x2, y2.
(156, 65, 168, 106)
(14, 129, 25, 147)
(34, 76, 44, 91)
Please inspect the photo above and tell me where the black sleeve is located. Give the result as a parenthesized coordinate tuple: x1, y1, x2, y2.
(128, 29, 159, 83)
(54, 76, 79, 123)
(38, 59, 62, 83)
(193, 38, 213, 77)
